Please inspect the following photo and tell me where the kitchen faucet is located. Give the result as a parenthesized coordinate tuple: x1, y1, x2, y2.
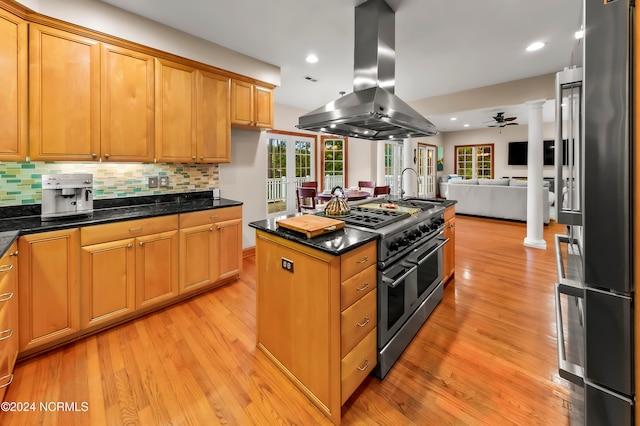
(399, 167, 421, 198)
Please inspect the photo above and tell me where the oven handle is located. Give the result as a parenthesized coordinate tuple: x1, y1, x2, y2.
(408, 237, 449, 266)
(381, 265, 417, 288)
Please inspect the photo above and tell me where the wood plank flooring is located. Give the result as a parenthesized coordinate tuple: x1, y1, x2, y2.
(0, 216, 571, 425)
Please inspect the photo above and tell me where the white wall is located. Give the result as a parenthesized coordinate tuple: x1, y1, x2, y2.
(441, 122, 556, 178)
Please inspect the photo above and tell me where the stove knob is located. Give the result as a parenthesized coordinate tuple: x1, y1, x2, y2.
(420, 224, 429, 233)
(388, 240, 400, 252)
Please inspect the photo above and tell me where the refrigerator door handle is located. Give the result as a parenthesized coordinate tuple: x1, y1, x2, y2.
(555, 282, 584, 386)
(554, 234, 583, 287)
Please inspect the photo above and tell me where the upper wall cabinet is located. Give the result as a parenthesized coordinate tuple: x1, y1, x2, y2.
(0, 8, 27, 161)
(29, 24, 101, 162)
(231, 80, 273, 130)
(197, 70, 231, 163)
(101, 44, 155, 162)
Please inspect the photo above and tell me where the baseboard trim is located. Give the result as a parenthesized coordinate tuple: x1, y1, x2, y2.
(243, 246, 255, 258)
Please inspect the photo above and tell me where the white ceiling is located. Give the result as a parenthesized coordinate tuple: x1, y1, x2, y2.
(100, 0, 583, 132)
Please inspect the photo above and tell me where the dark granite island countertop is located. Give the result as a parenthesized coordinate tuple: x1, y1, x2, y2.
(249, 214, 378, 256)
(0, 191, 242, 257)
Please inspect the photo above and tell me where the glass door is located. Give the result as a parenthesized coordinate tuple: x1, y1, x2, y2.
(320, 136, 347, 191)
(417, 144, 437, 198)
(266, 132, 315, 217)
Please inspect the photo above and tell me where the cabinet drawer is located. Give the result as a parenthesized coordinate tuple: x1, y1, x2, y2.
(341, 289, 377, 357)
(179, 206, 241, 228)
(81, 215, 178, 246)
(341, 265, 376, 310)
(340, 242, 376, 282)
(444, 205, 455, 221)
(0, 347, 13, 401)
(341, 328, 376, 405)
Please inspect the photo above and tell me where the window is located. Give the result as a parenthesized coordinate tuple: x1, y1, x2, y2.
(384, 141, 403, 195)
(454, 144, 494, 179)
(321, 136, 347, 191)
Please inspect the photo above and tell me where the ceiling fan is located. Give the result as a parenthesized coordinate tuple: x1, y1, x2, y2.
(486, 112, 518, 128)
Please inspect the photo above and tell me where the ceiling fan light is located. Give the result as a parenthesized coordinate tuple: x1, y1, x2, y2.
(526, 41, 545, 52)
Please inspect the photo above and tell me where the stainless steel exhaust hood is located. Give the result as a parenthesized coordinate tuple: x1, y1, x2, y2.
(297, 0, 437, 140)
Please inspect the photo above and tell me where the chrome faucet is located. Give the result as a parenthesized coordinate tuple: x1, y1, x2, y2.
(399, 167, 421, 198)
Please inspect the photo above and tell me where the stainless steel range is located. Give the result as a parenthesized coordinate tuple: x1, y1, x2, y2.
(317, 198, 448, 379)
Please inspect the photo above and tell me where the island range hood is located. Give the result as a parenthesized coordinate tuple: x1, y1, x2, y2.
(297, 0, 437, 140)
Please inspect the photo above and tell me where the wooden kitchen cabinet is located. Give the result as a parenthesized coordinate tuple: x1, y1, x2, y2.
(442, 205, 455, 284)
(18, 229, 80, 354)
(29, 24, 100, 161)
(231, 79, 273, 129)
(81, 216, 179, 328)
(256, 233, 376, 425)
(101, 43, 155, 162)
(0, 8, 27, 161)
(0, 242, 19, 401)
(197, 70, 231, 163)
(155, 58, 197, 163)
(179, 206, 242, 293)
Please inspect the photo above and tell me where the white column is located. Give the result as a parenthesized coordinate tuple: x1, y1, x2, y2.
(524, 99, 547, 249)
(376, 140, 386, 185)
(402, 138, 416, 196)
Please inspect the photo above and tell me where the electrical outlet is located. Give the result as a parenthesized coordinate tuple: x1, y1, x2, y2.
(148, 177, 158, 188)
(281, 257, 294, 273)
(159, 176, 169, 188)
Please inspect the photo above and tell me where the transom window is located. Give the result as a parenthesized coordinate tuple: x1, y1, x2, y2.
(454, 144, 494, 179)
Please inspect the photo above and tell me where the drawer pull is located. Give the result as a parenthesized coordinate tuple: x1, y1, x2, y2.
(209, 227, 213, 232)
(0, 374, 13, 388)
(139, 241, 144, 246)
(209, 215, 218, 219)
(0, 329, 13, 341)
(356, 358, 370, 371)
(129, 227, 142, 234)
(127, 244, 133, 249)
(0, 264, 13, 273)
(357, 317, 370, 327)
(356, 283, 370, 292)
(9, 250, 17, 257)
(0, 292, 14, 303)
(356, 256, 369, 264)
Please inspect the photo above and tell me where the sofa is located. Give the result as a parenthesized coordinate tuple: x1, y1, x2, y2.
(444, 178, 551, 224)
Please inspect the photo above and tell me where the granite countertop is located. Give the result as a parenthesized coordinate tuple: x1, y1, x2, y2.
(0, 191, 242, 257)
(249, 215, 379, 256)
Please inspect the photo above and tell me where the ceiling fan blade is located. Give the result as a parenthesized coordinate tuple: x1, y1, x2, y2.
(504, 117, 517, 122)
(505, 122, 518, 126)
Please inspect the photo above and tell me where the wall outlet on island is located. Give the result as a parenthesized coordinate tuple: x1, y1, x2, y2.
(148, 176, 158, 188)
(159, 176, 169, 188)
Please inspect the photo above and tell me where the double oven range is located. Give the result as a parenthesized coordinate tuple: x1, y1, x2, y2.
(318, 198, 447, 379)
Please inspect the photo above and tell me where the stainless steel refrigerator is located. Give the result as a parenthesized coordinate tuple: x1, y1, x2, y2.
(554, 0, 635, 424)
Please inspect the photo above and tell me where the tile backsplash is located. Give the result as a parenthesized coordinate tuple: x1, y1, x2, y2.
(0, 162, 219, 207)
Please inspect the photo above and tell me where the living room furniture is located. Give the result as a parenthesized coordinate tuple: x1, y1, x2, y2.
(445, 178, 551, 224)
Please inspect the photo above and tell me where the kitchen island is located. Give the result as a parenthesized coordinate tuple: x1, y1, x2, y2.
(249, 216, 378, 425)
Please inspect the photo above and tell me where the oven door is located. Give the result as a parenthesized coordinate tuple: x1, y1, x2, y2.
(408, 235, 448, 303)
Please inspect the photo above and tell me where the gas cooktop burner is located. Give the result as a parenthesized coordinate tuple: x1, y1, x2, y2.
(316, 207, 409, 230)
(395, 200, 436, 210)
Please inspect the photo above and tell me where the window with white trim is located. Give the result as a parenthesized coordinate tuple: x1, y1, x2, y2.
(454, 144, 494, 179)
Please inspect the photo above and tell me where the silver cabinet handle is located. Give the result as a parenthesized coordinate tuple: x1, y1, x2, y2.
(357, 317, 370, 327)
(129, 227, 142, 234)
(0, 374, 13, 388)
(356, 358, 370, 371)
(192, 155, 196, 160)
(91, 153, 97, 158)
(209, 227, 213, 231)
(9, 250, 18, 257)
(139, 241, 144, 246)
(0, 292, 14, 302)
(127, 244, 133, 248)
(0, 329, 13, 341)
(209, 215, 218, 219)
(0, 264, 13, 273)
(356, 256, 369, 264)
(200, 156, 204, 160)
(356, 283, 369, 292)
(104, 153, 111, 159)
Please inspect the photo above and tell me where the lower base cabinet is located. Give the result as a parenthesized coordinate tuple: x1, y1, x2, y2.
(18, 229, 80, 354)
(255, 231, 376, 425)
(443, 205, 455, 283)
(0, 242, 18, 401)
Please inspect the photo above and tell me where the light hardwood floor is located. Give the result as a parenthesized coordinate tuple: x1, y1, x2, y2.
(0, 216, 571, 425)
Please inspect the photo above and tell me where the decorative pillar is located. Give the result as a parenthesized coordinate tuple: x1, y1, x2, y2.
(524, 99, 547, 249)
(402, 138, 415, 197)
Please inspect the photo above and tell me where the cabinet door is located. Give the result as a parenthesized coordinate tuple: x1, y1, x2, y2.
(0, 9, 27, 161)
(231, 80, 254, 126)
(18, 229, 80, 352)
(0, 241, 19, 403)
(81, 239, 136, 329)
(443, 217, 455, 283)
(179, 224, 215, 294)
(255, 85, 273, 128)
(155, 58, 197, 162)
(101, 44, 155, 162)
(136, 230, 179, 309)
(29, 24, 100, 161)
(197, 70, 231, 163)
(214, 218, 242, 281)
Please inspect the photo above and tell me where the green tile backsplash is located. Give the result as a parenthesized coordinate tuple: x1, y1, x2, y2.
(0, 162, 219, 206)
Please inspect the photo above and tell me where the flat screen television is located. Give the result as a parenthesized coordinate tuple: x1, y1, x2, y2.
(508, 140, 569, 166)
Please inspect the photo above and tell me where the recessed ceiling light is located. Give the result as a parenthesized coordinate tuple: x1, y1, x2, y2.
(450, 117, 457, 121)
(306, 54, 318, 63)
(575, 29, 584, 39)
(526, 41, 545, 52)
(463, 124, 470, 127)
